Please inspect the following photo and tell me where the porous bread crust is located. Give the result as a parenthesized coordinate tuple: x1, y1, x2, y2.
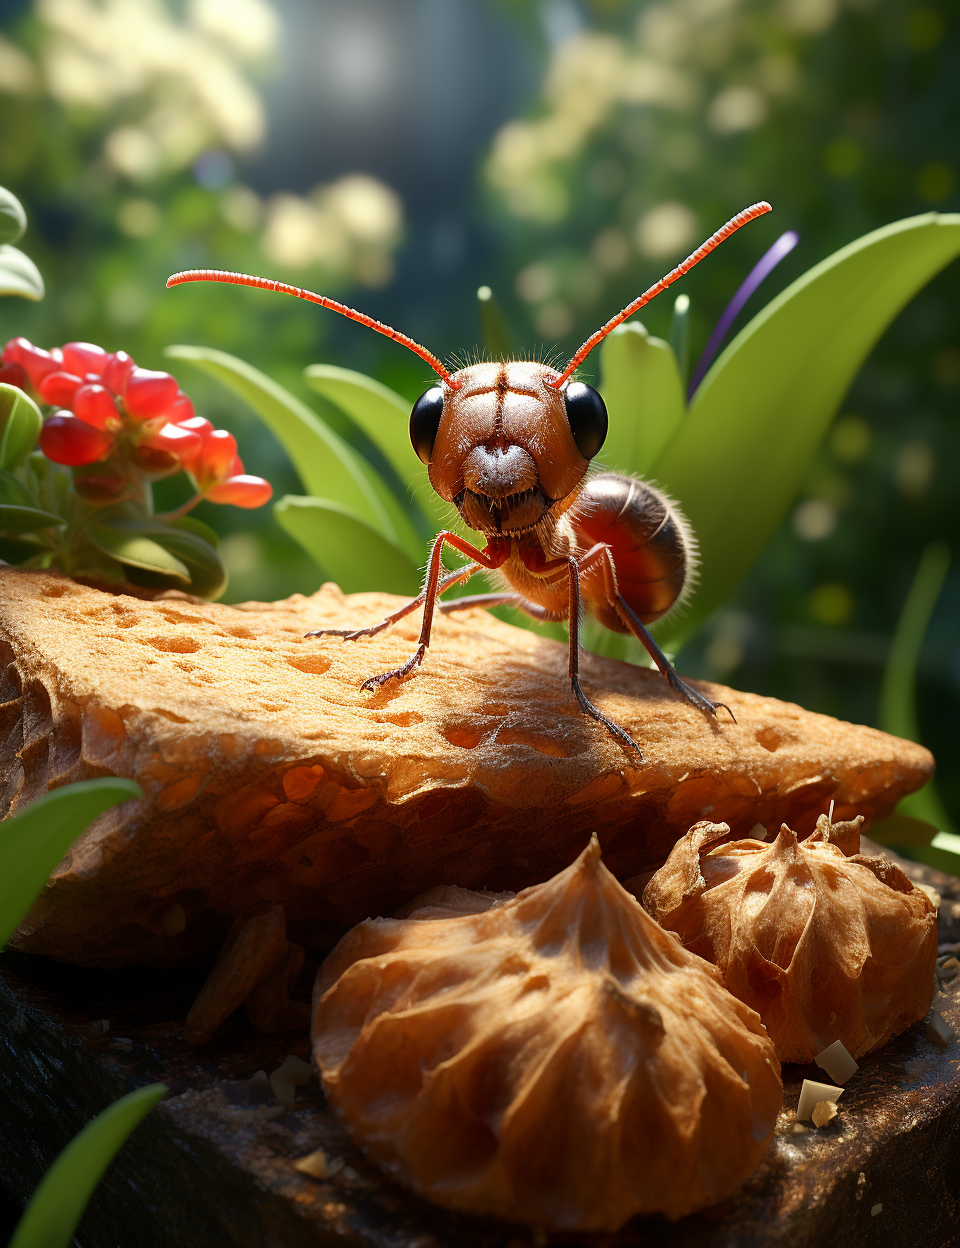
(312, 840, 783, 1230)
(0, 566, 933, 967)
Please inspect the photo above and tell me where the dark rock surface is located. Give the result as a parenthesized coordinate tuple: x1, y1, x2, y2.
(1, 843, 958, 1248)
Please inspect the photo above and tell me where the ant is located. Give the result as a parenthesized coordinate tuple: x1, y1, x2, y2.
(168, 201, 771, 755)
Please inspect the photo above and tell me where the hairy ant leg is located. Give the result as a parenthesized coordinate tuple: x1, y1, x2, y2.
(354, 532, 508, 692)
(439, 593, 563, 622)
(305, 563, 478, 642)
(566, 556, 643, 755)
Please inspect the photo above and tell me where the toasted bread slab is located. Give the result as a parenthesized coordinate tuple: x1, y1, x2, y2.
(0, 568, 932, 966)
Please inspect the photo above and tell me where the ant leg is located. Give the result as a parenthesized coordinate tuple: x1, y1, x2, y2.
(305, 564, 478, 642)
(439, 593, 562, 622)
(614, 593, 736, 724)
(358, 532, 507, 692)
(567, 558, 643, 756)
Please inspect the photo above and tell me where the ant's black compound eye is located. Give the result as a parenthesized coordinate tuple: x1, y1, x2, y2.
(563, 381, 607, 460)
(410, 386, 445, 464)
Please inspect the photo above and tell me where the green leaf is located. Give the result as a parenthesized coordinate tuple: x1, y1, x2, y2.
(1, 778, 141, 948)
(477, 285, 512, 358)
(667, 294, 691, 390)
(9, 1083, 165, 1248)
(88, 518, 191, 582)
(170, 513, 220, 548)
(867, 812, 940, 849)
(654, 211, 960, 647)
(0, 503, 65, 534)
(0, 244, 44, 300)
(598, 322, 686, 479)
(0, 186, 27, 245)
(0, 384, 42, 470)
(303, 363, 447, 541)
(144, 524, 227, 599)
(165, 345, 406, 548)
(275, 495, 421, 596)
(879, 540, 955, 833)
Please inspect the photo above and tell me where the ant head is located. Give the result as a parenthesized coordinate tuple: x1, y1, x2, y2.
(415, 361, 608, 538)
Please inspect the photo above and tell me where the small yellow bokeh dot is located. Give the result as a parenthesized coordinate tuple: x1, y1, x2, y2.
(823, 137, 863, 178)
(831, 415, 870, 463)
(810, 583, 854, 625)
(916, 162, 956, 203)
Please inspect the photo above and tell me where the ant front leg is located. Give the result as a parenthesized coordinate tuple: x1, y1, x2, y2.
(305, 564, 477, 643)
(337, 531, 507, 694)
(566, 557, 643, 756)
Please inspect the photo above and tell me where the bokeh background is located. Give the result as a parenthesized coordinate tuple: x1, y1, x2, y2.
(0, 0, 957, 817)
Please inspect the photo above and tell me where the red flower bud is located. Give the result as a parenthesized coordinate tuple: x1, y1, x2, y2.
(0, 362, 29, 391)
(123, 368, 179, 420)
(61, 342, 108, 377)
(205, 474, 273, 508)
(39, 412, 114, 466)
(169, 391, 195, 424)
(73, 383, 120, 431)
(73, 473, 128, 505)
(193, 428, 237, 485)
(131, 445, 180, 477)
(139, 422, 203, 459)
(5, 338, 61, 388)
(38, 371, 84, 407)
(102, 350, 136, 395)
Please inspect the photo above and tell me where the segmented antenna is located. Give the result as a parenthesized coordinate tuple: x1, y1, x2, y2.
(165, 270, 460, 389)
(547, 201, 773, 389)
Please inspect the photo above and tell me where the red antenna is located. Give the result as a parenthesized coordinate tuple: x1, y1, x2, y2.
(165, 269, 461, 389)
(547, 201, 773, 389)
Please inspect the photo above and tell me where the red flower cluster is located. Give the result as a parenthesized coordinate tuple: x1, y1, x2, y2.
(1, 338, 271, 509)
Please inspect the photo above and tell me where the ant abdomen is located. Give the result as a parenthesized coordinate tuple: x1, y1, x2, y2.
(571, 473, 693, 628)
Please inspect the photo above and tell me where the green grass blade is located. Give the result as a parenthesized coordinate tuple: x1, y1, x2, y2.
(879, 540, 954, 833)
(165, 346, 400, 544)
(1, 778, 141, 948)
(653, 212, 960, 648)
(477, 285, 512, 358)
(275, 494, 421, 596)
(9, 1083, 166, 1248)
(304, 364, 449, 539)
(598, 322, 686, 480)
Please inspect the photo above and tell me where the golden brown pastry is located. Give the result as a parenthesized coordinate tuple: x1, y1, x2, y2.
(312, 839, 782, 1231)
(642, 817, 938, 1063)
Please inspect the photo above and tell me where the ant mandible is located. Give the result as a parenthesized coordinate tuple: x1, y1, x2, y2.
(167, 201, 771, 755)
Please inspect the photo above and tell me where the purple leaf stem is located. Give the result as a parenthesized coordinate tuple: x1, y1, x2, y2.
(687, 230, 800, 400)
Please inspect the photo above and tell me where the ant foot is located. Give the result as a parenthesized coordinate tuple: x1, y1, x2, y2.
(359, 645, 426, 692)
(666, 671, 737, 723)
(305, 621, 390, 642)
(571, 678, 643, 756)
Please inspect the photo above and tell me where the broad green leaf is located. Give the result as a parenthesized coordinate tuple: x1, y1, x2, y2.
(0, 384, 42, 469)
(0, 503, 65, 534)
(879, 540, 955, 833)
(165, 345, 404, 547)
(599, 322, 686, 479)
(304, 363, 447, 538)
(896, 830, 960, 878)
(0, 466, 40, 507)
(1, 778, 141, 948)
(0, 244, 44, 300)
(10, 1083, 165, 1248)
(0, 186, 26, 245)
(275, 494, 420, 596)
(654, 211, 960, 647)
(88, 519, 191, 582)
(171, 513, 220, 548)
(140, 525, 227, 599)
